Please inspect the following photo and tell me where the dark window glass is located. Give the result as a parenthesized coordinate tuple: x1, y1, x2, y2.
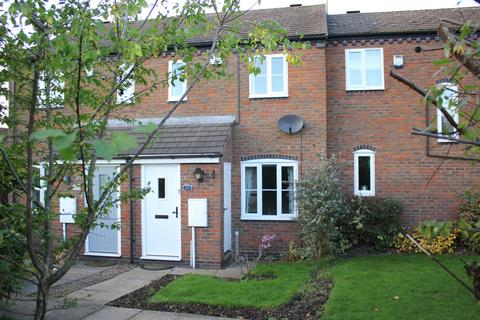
(262, 191, 277, 215)
(262, 165, 276, 189)
(246, 191, 257, 213)
(158, 178, 165, 199)
(282, 191, 293, 214)
(358, 156, 371, 191)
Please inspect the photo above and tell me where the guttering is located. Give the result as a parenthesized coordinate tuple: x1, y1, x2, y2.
(327, 31, 438, 40)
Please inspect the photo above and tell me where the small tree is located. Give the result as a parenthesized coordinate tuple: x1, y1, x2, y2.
(0, 1, 307, 318)
(296, 156, 350, 259)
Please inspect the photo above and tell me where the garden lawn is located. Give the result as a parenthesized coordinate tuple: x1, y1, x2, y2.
(323, 254, 480, 320)
(150, 262, 312, 309)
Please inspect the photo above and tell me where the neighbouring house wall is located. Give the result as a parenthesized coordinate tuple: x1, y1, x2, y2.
(326, 36, 480, 225)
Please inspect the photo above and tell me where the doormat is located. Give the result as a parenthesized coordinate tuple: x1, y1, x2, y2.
(141, 264, 174, 271)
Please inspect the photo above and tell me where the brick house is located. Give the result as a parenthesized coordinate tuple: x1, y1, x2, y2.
(49, 4, 480, 268)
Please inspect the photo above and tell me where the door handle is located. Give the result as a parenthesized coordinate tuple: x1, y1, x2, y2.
(172, 207, 178, 218)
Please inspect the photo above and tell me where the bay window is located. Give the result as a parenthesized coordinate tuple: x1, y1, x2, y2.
(241, 159, 297, 220)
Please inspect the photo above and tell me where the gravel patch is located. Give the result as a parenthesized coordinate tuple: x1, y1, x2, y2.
(49, 264, 136, 298)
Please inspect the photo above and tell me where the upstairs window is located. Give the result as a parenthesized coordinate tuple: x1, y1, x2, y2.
(241, 159, 297, 220)
(39, 72, 64, 109)
(168, 60, 187, 101)
(345, 48, 384, 91)
(249, 54, 288, 98)
(117, 64, 135, 103)
(437, 83, 459, 142)
(354, 149, 375, 197)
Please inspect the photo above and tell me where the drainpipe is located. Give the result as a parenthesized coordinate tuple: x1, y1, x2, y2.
(129, 158, 135, 264)
(236, 51, 241, 124)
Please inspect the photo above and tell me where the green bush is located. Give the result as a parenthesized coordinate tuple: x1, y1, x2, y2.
(341, 196, 403, 251)
(457, 190, 480, 253)
(296, 156, 351, 259)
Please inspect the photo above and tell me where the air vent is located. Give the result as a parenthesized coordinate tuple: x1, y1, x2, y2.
(346, 10, 360, 14)
(290, 4, 302, 7)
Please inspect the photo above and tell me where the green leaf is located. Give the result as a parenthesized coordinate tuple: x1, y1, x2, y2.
(93, 140, 115, 160)
(111, 131, 137, 152)
(30, 129, 65, 141)
(53, 132, 76, 150)
(133, 122, 157, 134)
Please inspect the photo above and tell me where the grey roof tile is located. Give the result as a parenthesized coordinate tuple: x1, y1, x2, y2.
(107, 116, 234, 158)
(328, 7, 480, 37)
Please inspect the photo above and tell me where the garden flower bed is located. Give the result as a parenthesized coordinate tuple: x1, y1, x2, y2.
(108, 262, 332, 319)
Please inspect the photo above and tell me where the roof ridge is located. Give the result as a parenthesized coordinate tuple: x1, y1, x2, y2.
(327, 6, 479, 17)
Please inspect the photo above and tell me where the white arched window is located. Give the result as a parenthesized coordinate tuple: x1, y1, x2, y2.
(241, 158, 298, 220)
(354, 149, 375, 197)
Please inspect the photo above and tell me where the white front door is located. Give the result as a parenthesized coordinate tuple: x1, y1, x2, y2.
(142, 164, 181, 260)
(223, 162, 232, 252)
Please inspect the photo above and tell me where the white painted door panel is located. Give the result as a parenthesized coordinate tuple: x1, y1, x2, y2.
(142, 165, 181, 260)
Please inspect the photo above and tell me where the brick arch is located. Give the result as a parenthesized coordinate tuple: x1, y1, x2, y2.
(240, 154, 298, 162)
(353, 145, 376, 152)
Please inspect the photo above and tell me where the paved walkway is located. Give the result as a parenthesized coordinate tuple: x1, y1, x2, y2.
(3, 264, 241, 320)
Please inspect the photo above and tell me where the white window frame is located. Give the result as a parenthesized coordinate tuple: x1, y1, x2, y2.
(354, 149, 375, 197)
(345, 48, 385, 91)
(117, 64, 135, 104)
(168, 60, 187, 102)
(249, 54, 288, 99)
(38, 72, 64, 109)
(436, 83, 459, 143)
(240, 159, 298, 221)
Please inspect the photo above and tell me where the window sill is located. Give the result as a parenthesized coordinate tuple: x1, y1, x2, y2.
(249, 94, 288, 99)
(346, 87, 385, 92)
(354, 192, 375, 197)
(167, 97, 188, 103)
(241, 215, 297, 221)
(437, 137, 458, 143)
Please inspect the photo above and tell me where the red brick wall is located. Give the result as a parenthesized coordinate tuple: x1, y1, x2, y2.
(119, 47, 328, 257)
(326, 37, 480, 225)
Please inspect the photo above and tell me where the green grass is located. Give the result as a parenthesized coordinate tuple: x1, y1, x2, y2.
(323, 254, 480, 320)
(150, 262, 312, 308)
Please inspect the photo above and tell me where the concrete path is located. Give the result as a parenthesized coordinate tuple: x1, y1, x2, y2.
(3, 264, 241, 320)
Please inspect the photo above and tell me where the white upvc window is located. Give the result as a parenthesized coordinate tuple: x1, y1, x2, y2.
(38, 72, 64, 109)
(241, 159, 298, 220)
(117, 64, 135, 103)
(168, 60, 187, 101)
(345, 48, 384, 91)
(437, 83, 459, 142)
(354, 149, 375, 197)
(33, 164, 46, 210)
(0, 80, 8, 129)
(249, 54, 288, 98)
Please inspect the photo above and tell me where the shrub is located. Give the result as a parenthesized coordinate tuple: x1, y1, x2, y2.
(457, 190, 480, 253)
(395, 221, 458, 254)
(341, 197, 403, 251)
(296, 156, 351, 259)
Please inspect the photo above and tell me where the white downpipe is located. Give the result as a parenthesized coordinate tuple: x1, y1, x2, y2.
(62, 223, 67, 241)
(191, 227, 196, 269)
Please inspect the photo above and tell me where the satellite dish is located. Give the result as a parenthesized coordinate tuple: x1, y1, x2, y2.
(278, 114, 304, 134)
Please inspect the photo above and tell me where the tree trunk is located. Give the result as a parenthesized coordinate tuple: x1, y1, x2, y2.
(34, 278, 49, 320)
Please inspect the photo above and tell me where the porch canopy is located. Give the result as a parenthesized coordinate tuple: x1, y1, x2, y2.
(107, 115, 235, 159)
